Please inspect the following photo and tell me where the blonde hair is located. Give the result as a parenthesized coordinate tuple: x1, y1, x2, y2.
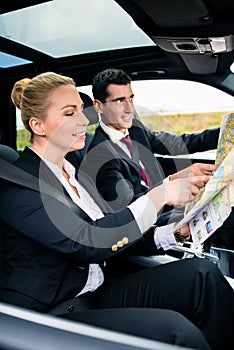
(11, 72, 75, 141)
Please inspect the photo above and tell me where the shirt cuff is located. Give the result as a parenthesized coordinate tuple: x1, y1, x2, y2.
(154, 223, 177, 250)
(128, 195, 157, 233)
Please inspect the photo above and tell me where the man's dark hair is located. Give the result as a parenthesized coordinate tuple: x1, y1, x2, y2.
(92, 68, 131, 102)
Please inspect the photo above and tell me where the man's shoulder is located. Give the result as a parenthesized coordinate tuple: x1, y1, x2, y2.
(85, 128, 117, 170)
(130, 118, 152, 140)
(132, 117, 144, 127)
(88, 125, 111, 151)
(131, 117, 151, 133)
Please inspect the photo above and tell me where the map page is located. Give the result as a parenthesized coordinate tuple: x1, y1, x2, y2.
(175, 113, 234, 248)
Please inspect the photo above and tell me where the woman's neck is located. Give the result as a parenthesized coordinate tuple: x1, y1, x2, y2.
(30, 141, 65, 170)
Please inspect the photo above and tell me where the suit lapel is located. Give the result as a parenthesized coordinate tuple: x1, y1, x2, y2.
(130, 122, 165, 185)
(96, 126, 143, 176)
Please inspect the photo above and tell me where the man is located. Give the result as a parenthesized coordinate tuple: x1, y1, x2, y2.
(81, 68, 220, 250)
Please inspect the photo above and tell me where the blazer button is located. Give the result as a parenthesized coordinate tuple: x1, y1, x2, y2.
(122, 237, 129, 245)
(112, 244, 118, 252)
(117, 240, 123, 248)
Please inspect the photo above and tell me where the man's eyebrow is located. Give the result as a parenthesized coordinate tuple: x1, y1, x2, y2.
(111, 94, 134, 102)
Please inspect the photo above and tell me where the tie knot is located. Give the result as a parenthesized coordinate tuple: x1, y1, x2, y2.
(122, 134, 132, 154)
(123, 134, 131, 142)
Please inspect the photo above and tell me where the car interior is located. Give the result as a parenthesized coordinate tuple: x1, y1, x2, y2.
(0, 0, 234, 348)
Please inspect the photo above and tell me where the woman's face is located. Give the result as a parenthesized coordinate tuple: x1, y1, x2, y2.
(42, 84, 89, 154)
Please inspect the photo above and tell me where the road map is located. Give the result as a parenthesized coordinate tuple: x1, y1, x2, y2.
(175, 112, 234, 248)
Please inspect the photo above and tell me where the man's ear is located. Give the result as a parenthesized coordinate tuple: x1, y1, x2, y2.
(93, 99, 103, 113)
(29, 117, 46, 136)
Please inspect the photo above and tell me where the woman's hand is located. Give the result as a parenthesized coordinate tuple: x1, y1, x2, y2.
(174, 223, 191, 243)
(180, 223, 190, 237)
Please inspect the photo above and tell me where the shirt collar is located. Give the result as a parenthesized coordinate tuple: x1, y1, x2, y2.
(29, 147, 76, 180)
(100, 120, 129, 142)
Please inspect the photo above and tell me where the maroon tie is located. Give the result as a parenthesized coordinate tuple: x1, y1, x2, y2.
(122, 134, 133, 155)
(122, 135, 152, 187)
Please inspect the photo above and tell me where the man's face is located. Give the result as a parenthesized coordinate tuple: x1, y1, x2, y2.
(95, 83, 135, 133)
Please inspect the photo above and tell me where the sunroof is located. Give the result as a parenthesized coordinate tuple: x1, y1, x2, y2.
(0, 0, 154, 58)
(0, 52, 32, 68)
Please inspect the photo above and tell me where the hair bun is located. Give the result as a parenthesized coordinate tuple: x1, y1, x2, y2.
(11, 78, 31, 109)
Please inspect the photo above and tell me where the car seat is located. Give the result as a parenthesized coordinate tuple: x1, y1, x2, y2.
(0, 144, 19, 163)
(0, 145, 19, 275)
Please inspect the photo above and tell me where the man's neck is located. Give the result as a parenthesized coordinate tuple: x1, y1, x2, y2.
(100, 120, 128, 141)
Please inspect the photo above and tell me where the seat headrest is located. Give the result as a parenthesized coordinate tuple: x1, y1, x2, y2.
(79, 91, 99, 125)
(0, 145, 19, 163)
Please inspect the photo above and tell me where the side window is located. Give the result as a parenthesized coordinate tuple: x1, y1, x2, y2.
(16, 108, 30, 150)
(131, 80, 234, 160)
(131, 79, 234, 134)
(78, 79, 234, 136)
(17, 80, 234, 153)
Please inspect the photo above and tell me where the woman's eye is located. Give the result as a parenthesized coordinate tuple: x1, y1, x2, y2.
(65, 112, 75, 117)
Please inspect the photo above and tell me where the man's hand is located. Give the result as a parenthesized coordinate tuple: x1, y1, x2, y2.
(147, 175, 210, 211)
(169, 163, 217, 182)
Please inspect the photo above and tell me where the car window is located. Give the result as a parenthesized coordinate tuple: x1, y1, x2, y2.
(17, 79, 234, 152)
(77, 80, 234, 161)
(131, 80, 234, 133)
(78, 79, 234, 131)
(131, 80, 234, 160)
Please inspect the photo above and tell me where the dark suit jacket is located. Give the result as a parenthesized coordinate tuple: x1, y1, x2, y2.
(0, 147, 160, 309)
(82, 118, 219, 212)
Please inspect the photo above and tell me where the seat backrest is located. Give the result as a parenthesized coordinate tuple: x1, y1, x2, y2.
(0, 145, 20, 276)
(66, 92, 99, 167)
(0, 144, 19, 163)
(79, 91, 99, 126)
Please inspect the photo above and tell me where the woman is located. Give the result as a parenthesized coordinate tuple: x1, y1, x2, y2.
(0, 72, 233, 350)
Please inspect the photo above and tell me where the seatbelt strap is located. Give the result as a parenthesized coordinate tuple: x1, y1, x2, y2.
(0, 158, 78, 211)
(0, 159, 96, 315)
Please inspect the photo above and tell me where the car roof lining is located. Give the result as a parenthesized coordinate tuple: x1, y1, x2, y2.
(0, 0, 234, 85)
(115, 0, 234, 37)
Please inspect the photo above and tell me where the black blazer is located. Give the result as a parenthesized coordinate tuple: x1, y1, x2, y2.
(0, 147, 159, 309)
(82, 118, 219, 211)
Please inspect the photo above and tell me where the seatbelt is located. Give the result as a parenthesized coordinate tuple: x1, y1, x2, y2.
(0, 158, 95, 314)
(0, 158, 78, 211)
